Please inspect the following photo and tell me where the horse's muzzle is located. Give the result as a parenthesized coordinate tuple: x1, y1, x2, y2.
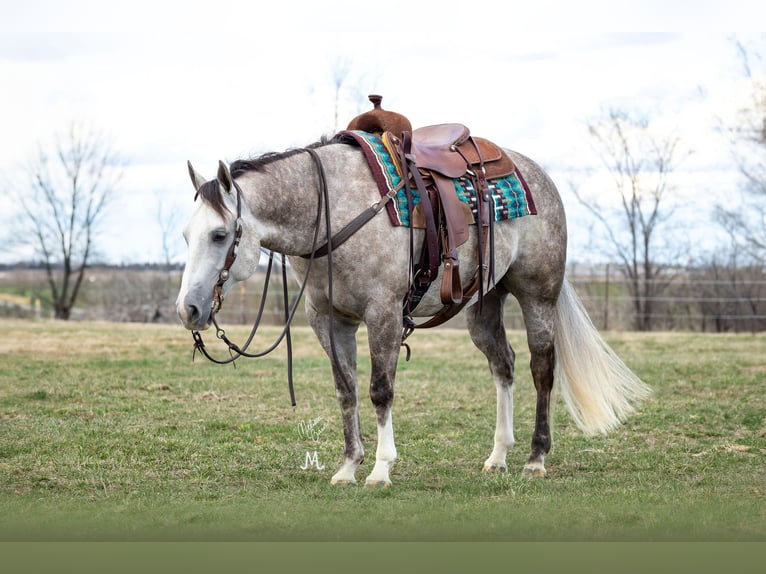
(177, 297, 212, 331)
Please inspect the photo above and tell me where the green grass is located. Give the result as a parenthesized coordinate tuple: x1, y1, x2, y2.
(0, 319, 764, 541)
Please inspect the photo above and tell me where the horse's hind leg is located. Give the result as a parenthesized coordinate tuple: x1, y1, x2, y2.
(306, 304, 363, 485)
(514, 291, 557, 478)
(466, 288, 516, 473)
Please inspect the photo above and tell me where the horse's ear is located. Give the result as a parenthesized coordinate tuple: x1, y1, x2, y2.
(217, 160, 233, 193)
(187, 161, 207, 192)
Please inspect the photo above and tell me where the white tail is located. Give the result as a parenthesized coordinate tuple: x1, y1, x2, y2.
(554, 280, 652, 435)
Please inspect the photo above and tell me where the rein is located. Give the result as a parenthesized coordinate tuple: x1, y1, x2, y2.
(191, 148, 337, 406)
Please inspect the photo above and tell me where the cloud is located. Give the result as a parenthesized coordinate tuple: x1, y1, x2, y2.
(0, 31, 118, 62)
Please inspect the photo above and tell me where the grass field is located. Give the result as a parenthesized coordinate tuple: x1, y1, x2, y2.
(0, 319, 764, 541)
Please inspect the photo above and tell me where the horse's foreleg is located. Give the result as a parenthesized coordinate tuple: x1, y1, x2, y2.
(466, 289, 516, 473)
(307, 305, 362, 485)
(363, 307, 402, 488)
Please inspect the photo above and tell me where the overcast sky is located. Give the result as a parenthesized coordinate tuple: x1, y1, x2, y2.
(1, 1, 765, 264)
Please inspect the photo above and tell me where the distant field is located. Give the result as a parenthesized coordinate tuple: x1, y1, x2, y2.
(0, 319, 764, 541)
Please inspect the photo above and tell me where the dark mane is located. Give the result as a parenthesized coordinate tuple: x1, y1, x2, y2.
(194, 179, 230, 219)
(229, 138, 335, 179)
(197, 138, 338, 215)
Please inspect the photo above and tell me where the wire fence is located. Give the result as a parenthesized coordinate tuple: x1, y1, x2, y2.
(2, 263, 766, 332)
(210, 263, 766, 333)
(525, 264, 766, 333)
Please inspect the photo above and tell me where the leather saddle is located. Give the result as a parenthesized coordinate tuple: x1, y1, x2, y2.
(410, 124, 514, 180)
(408, 124, 514, 246)
(347, 96, 514, 328)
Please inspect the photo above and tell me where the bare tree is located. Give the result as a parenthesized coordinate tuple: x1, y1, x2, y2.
(574, 108, 686, 331)
(328, 57, 380, 132)
(155, 195, 182, 267)
(16, 122, 122, 319)
(332, 58, 352, 133)
(150, 195, 183, 322)
(717, 35, 766, 263)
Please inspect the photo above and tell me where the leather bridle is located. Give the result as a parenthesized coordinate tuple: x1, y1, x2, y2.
(210, 180, 244, 319)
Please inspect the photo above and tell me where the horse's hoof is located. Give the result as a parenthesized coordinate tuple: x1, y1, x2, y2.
(331, 478, 356, 486)
(482, 463, 507, 474)
(522, 464, 547, 479)
(364, 479, 392, 489)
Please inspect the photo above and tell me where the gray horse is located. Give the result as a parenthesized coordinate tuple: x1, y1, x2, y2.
(177, 142, 650, 487)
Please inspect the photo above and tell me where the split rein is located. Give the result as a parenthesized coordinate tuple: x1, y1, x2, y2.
(191, 148, 337, 407)
(191, 250, 303, 405)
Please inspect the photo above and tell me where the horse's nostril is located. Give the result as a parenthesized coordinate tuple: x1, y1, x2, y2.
(188, 304, 200, 323)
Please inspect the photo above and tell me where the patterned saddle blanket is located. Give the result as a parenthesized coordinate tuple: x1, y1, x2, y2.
(335, 130, 537, 228)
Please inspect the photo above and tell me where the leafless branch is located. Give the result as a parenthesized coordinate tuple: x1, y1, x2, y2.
(575, 107, 687, 330)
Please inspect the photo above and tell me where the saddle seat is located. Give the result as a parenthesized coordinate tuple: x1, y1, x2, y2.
(411, 124, 514, 180)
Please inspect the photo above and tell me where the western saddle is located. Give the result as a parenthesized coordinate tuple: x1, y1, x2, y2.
(347, 95, 515, 333)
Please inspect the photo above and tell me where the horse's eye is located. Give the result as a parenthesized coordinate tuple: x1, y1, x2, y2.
(212, 229, 228, 243)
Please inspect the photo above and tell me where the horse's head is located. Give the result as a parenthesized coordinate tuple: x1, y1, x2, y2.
(176, 160, 261, 330)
